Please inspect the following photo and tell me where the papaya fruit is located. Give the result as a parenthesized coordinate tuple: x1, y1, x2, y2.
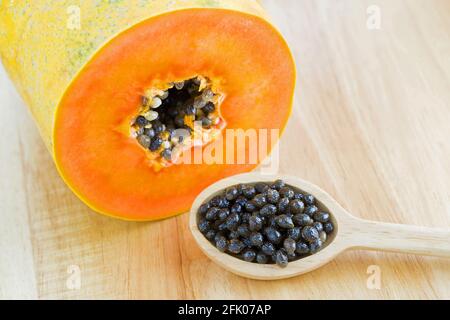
(0, 0, 296, 221)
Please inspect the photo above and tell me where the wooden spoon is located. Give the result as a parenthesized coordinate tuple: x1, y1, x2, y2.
(189, 173, 450, 280)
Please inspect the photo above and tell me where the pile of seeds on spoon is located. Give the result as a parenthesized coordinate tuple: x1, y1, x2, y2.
(197, 180, 335, 268)
(131, 76, 223, 168)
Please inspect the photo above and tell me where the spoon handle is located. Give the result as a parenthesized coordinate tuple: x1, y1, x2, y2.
(348, 219, 450, 258)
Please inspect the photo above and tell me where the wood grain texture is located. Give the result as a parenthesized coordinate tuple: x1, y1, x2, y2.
(0, 0, 449, 299)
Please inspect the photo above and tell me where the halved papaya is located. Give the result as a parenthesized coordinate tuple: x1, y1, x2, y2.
(0, 0, 295, 220)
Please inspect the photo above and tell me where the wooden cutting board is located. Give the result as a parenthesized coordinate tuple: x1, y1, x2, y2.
(0, 0, 449, 299)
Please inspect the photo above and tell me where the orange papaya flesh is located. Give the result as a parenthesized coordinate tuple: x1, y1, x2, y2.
(53, 9, 295, 221)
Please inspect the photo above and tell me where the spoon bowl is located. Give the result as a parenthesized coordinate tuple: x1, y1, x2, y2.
(189, 173, 450, 280)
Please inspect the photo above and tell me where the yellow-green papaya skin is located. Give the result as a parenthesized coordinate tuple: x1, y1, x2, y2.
(0, 0, 267, 151)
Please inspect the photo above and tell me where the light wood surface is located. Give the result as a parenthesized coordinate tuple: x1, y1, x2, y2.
(189, 173, 450, 280)
(1, 0, 449, 299)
